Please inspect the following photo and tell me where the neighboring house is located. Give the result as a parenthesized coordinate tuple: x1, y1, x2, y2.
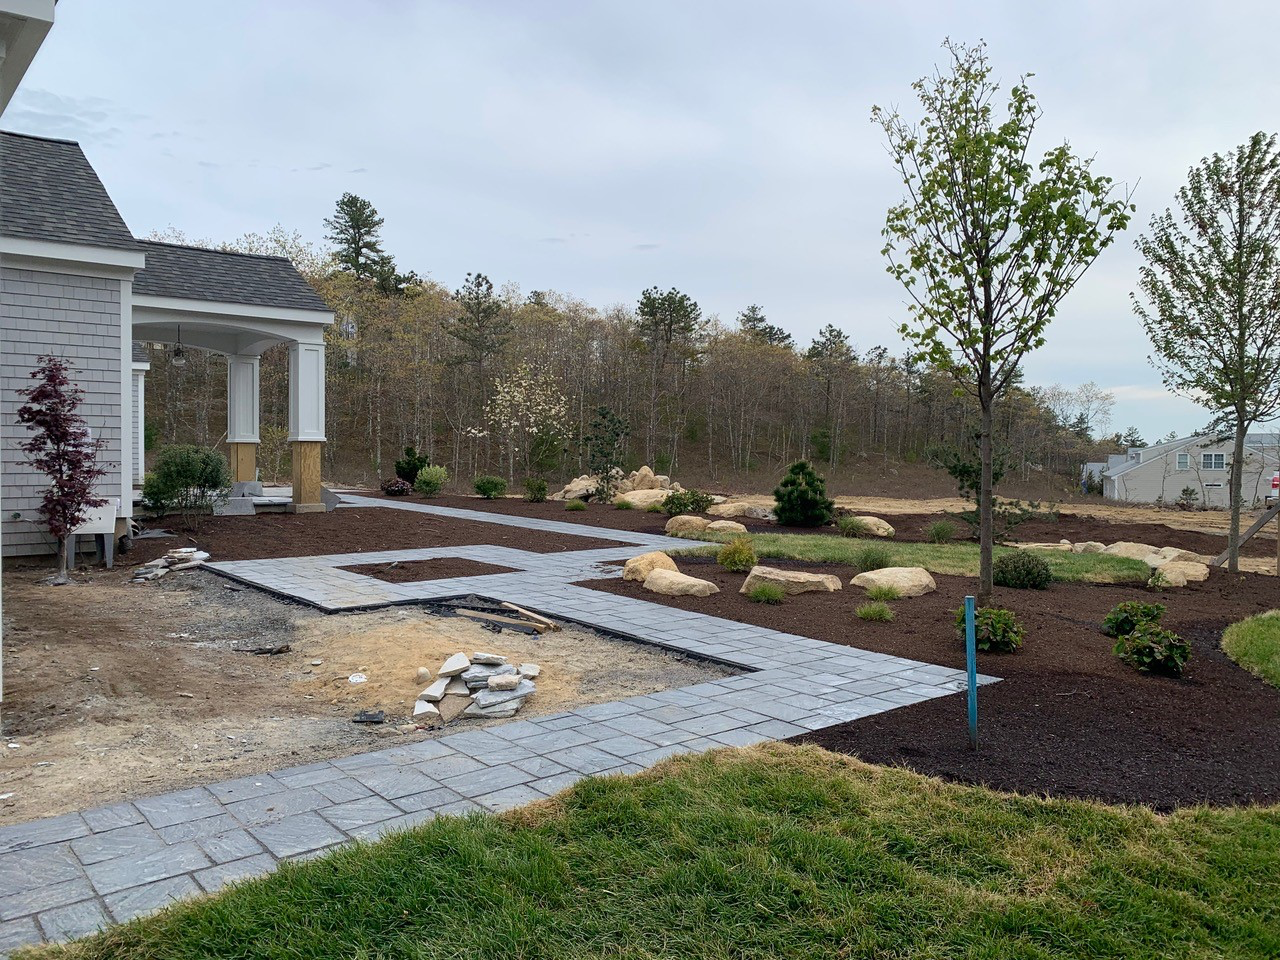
(0, 130, 334, 559)
(1083, 434, 1280, 508)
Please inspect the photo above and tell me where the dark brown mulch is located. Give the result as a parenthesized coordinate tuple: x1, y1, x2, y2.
(341, 557, 517, 583)
(127, 510, 625, 563)
(578, 557, 1280, 809)
(363, 492, 678, 535)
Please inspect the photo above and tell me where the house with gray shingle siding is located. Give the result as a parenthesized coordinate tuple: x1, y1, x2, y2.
(1084, 433, 1280, 508)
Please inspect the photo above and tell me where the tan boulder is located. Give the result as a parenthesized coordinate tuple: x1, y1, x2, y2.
(851, 516, 895, 538)
(623, 551, 678, 582)
(706, 519, 749, 534)
(632, 465, 660, 490)
(740, 565, 841, 595)
(1103, 541, 1161, 562)
(665, 514, 710, 535)
(550, 474, 597, 501)
(851, 567, 937, 598)
(708, 502, 775, 521)
(1154, 560, 1211, 587)
(1151, 546, 1207, 565)
(1012, 541, 1073, 552)
(1071, 541, 1106, 554)
(619, 489, 670, 508)
(642, 568, 719, 597)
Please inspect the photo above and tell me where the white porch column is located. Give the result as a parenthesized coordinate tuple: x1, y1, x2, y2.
(287, 341, 326, 511)
(226, 354, 260, 484)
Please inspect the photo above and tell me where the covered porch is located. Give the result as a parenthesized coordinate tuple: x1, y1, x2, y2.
(130, 241, 333, 511)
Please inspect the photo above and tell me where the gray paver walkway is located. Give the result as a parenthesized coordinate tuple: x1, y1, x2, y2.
(0, 494, 995, 952)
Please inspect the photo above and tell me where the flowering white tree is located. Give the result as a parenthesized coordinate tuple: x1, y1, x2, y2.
(481, 364, 570, 479)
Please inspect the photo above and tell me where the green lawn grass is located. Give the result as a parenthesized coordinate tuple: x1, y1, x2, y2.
(34, 745, 1280, 959)
(675, 532, 1150, 584)
(1222, 610, 1280, 687)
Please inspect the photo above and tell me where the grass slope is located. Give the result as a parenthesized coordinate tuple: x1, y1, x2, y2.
(34, 746, 1280, 960)
(1222, 610, 1280, 687)
(678, 532, 1151, 584)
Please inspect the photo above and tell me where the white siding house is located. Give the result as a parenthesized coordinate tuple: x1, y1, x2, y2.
(1086, 434, 1280, 507)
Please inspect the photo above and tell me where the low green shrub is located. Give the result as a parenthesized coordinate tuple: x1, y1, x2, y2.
(747, 583, 785, 604)
(473, 475, 507, 499)
(141, 445, 231, 528)
(662, 489, 715, 517)
(646, 502, 665, 513)
(856, 601, 894, 622)
(565, 499, 587, 511)
(1113, 622, 1189, 677)
(926, 520, 956, 545)
(773, 460, 835, 527)
(864, 584, 901, 602)
(851, 544, 893, 573)
(1102, 601, 1166, 638)
(394, 446, 429, 484)
(992, 551, 1052, 590)
(615, 499, 634, 510)
(414, 464, 449, 496)
(836, 515, 871, 538)
(717, 537, 758, 573)
(524, 478, 548, 503)
(955, 606, 1024, 653)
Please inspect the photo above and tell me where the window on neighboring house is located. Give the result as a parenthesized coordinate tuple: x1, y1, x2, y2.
(1202, 453, 1226, 470)
(1176, 453, 1190, 470)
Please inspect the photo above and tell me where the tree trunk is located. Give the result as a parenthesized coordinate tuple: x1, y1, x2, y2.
(978, 392, 995, 605)
(1228, 415, 1248, 573)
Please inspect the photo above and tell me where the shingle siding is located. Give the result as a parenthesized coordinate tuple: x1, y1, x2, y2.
(1, 267, 123, 556)
(1106, 438, 1280, 507)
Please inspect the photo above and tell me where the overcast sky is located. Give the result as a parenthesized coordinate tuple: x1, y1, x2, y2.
(10, 1, 1280, 441)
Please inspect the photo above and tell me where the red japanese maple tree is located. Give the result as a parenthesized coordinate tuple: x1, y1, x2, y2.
(16, 356, 109, 583)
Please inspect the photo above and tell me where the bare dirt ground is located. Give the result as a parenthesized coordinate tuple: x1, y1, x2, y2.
(0, 564, 729, 826)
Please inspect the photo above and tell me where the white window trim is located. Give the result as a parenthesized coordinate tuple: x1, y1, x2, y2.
(1201, 453, 1226, 470)
(1176, 453, 1190, 470)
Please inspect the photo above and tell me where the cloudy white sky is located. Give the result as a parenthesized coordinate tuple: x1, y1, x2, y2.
(10, 1, 1280, 441)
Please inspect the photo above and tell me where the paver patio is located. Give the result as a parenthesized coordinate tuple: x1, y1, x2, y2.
(0, 495, 995, 953)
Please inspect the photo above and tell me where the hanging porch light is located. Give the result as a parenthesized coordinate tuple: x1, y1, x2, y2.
(171, 325, 187, 368)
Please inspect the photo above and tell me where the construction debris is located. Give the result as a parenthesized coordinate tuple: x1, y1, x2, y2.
(131, 548, 211, 583)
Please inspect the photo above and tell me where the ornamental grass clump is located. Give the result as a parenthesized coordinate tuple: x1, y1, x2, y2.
(856, 601, 895, 622)
(717, 537, 758, 573)
(565, 499, 587, 512)
(837, 515, 872, 538)
(864, 584, 901, 602)
(746, 583, 785, 604)
(851, 544, 893, 573)
(926, 520, 956, 544)
(615, 499, 635, 510)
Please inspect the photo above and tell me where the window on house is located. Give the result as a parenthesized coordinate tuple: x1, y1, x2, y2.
(1176, 453, 1190, 470)
(1202, 453, 1226, 470)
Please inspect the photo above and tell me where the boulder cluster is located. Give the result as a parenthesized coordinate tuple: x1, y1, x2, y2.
(549, 465, 684, 508)
(414, 651, 541, 723)
(1011, 539, 1211, 586)
(131, 547, 209, 582)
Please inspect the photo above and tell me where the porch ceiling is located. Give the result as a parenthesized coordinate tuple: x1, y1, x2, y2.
(132, 294, 331, 357)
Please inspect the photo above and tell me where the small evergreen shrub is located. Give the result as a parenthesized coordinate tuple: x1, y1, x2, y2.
(747, 583, 785, 604)
(717, 537, 758, 573)
(141, 445, 232, 527)
(992, 551, 1052, 590)
(1113, 622, 1190, 677)
(836, 515, 871, 538)
(856, 601, 894, 622)
(864, 584, 901, 602)
(565, 499, 587, 511)
(380, 477, 411, 496)
(772, 460, 835, 527)
(524, 478, 548, 503)
(851, 544, 893, 572)
(646, 502, 665, 513)
(474, 475, 507, 499)
(414, 465, 449, 496)
(394, 446, 429, 484)
(615, 499, 635, 510)
(926, 520, 956, 544)
(1102, 601, 1166, 638)
(662, 489, 715, 517)
(955, 606, 1024, 653)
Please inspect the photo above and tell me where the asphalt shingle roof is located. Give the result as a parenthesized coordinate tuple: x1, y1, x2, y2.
(132, 240, 329, 312)
(0, 131, 141, 251)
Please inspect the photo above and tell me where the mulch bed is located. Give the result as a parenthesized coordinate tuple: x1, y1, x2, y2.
(126, 509, 625, 563)
(578, 557, 1280, 809)
(341, 557, 517, 583)
(364, 492, 678, 535)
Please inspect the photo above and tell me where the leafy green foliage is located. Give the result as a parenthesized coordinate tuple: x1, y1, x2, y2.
(856, 601, 895, 623)
(1113, 623, 1190, 677)
(565, 499, 587, 511)
(850, 544, 893, 572)
(524, 477, 548, 503)
(956, 605, 1025, 653)
(864, 584, 901, 602)
(473, 475, 507, 499)
(836, 515, 871, 538)
(717, 537, 758, 573)
(992, 551, 1052, 590)
(1102, 601, 1167, 638)
(662, 489, 715, 517)
(926, 520, 956, 544)
(141, 445, 231, 529)
(746, 583, 785, 604)
(380, 478, 411, 496)
(394, 446, 429, 484)
(414, 465, 449, 496)
(772, 460, 834, 527)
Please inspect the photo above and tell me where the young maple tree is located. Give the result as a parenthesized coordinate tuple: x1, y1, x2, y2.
(16, 356, 109, 584)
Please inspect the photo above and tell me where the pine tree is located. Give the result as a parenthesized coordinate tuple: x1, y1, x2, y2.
(446, 272, 511, 381)
(736, 304, 794, 348)
(324, 193, 389, 281)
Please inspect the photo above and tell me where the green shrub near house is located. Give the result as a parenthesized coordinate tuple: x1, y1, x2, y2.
(474, 476, 507, 499)
(414, 465, 449, 496)
(141, 445, 231, 526)
(772, 460, 834, 527)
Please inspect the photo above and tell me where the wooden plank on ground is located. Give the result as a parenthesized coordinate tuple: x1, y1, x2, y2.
(500, 602, 560, 631)
(454, 609, 549, 633)
(1210, 500, 1280, 566)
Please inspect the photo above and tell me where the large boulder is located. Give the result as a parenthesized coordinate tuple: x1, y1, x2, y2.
(632, 465, 660, 490)
(642, 568, 719, 597)
(1071, 541, 1106, 554)
(623, 551, 678, 582)
(708, 502, 775, 521)
(740, 565, 841, 595)
(850, 516, 895, 538)
(1155, 560, 1211, 587)
(706, 519, 749, 535)
(851, 567, 937, 598)
(550, 475, 597, 501)
(1150, 546, 1207, 565)
(619, 489, 670, 509)
(1103, 541, 1161, 562)
(665, 514, 710, 535)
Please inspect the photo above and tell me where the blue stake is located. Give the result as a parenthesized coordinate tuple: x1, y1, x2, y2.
(964, 595, 978, 750)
